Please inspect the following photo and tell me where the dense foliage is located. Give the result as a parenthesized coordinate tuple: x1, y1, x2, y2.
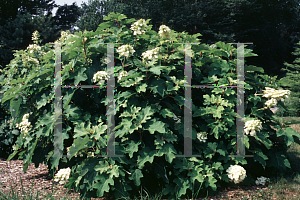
(1, 12, 300, 199)
(75, 0, 300, 81)
(276, 41, 300, 117)
(0, 0, 82, 70)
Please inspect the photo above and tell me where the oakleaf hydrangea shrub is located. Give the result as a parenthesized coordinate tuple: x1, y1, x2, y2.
(1, 12, 300, 199)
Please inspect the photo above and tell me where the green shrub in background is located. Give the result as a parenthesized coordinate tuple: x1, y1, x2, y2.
(276, 41, 300, 118)
(1, 12, 300, 199)
(274, 97, 299, 118)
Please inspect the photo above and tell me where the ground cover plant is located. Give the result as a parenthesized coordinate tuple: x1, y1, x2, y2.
(1, 12, 300, 200)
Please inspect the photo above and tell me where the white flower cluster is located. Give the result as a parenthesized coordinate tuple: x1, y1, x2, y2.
(158, 25, 171, 38)
(255, 176, 270, 186)
(141, 47, 160, 61)
(118, 71, 128, 81)
(116, 44, 135, 58)
(177, 80, 188, 86)
(265, 98, 277, 108)
(27, 31, 46, 57)
(54, 167, 71, 185)
(197, 132, 208, 143)
(21, 54, 39, 66)
(262, 87, 290, 108)
(244, 119, 262, 136)
(15, 114, 33, 138)
(55, 30, 74, 43)
(26, 44, 41, 53)
(226, 165, 247, 184)
(262, 87, 290, 100)
(31, 30, 40, 42)
(130, 19, 148, 35)
(93, 70, 128, 84)
(93, 71, 109, 84)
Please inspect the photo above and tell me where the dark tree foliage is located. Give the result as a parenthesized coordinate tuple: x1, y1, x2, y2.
(276, 41, 300, 117)
(0, 0, 57, 26)
(112, 0, 300, 81)
(74, 0, 129, 32)
(74, 0, 238, 42)
(0, 9, 60, 70)
(51, 2, 82, 32)
(232, 0, 300, 80)
(0, 0, 83, 70)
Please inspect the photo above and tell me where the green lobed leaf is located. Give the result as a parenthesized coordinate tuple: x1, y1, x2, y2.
(93, 175, 114, 197)
(173, 177, 191, 198)
(267, 151, 291, 171)
(128, 169, 144, 186)
(279, 127, 300, 147)
(23, 137, 38, 173)
(137, 147, 156, 169)
(144, 118, 166, 134)
(124, 140, 141, 158)
(68, 135, 90, 159)
(254, 151, 268, 168)
(156, 143, 177, 163)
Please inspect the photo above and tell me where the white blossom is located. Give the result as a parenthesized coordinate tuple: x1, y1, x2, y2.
(265, 98, 277, 108)
(177, 80, 188, 86)
(158, 25, 171, 38)
(54, 167, 71, 185)
(116, 44, 135, 58)
(244, 119, 262, 136)
(141, 47, 160, 61)
(227, 165, 247, 184)
(31, 30, 40, 42)
(118, 71, 128, 81)
(55, 30, 74, 43)
(93, 71, 109, 83)
(15, 114, 33, 138)
(21, 54, 39, 66)
(93, 70, 128, 83)
(255, 176, 270, 186)
(262, 87, 290, 100)
(26, 44, 41, 53)
(130, 19, 148, 35)
(197, 132, 207, 143)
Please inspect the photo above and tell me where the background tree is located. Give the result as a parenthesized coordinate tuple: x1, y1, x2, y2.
(231, 0, 300, 81)
(74, 0, 128, 32)
(276, 41, 300, 117)
(51, 2, 82, 33)
(0, 8, 60, 70)
(0, 0, 82, 70)
(0, 0, 57, 26)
